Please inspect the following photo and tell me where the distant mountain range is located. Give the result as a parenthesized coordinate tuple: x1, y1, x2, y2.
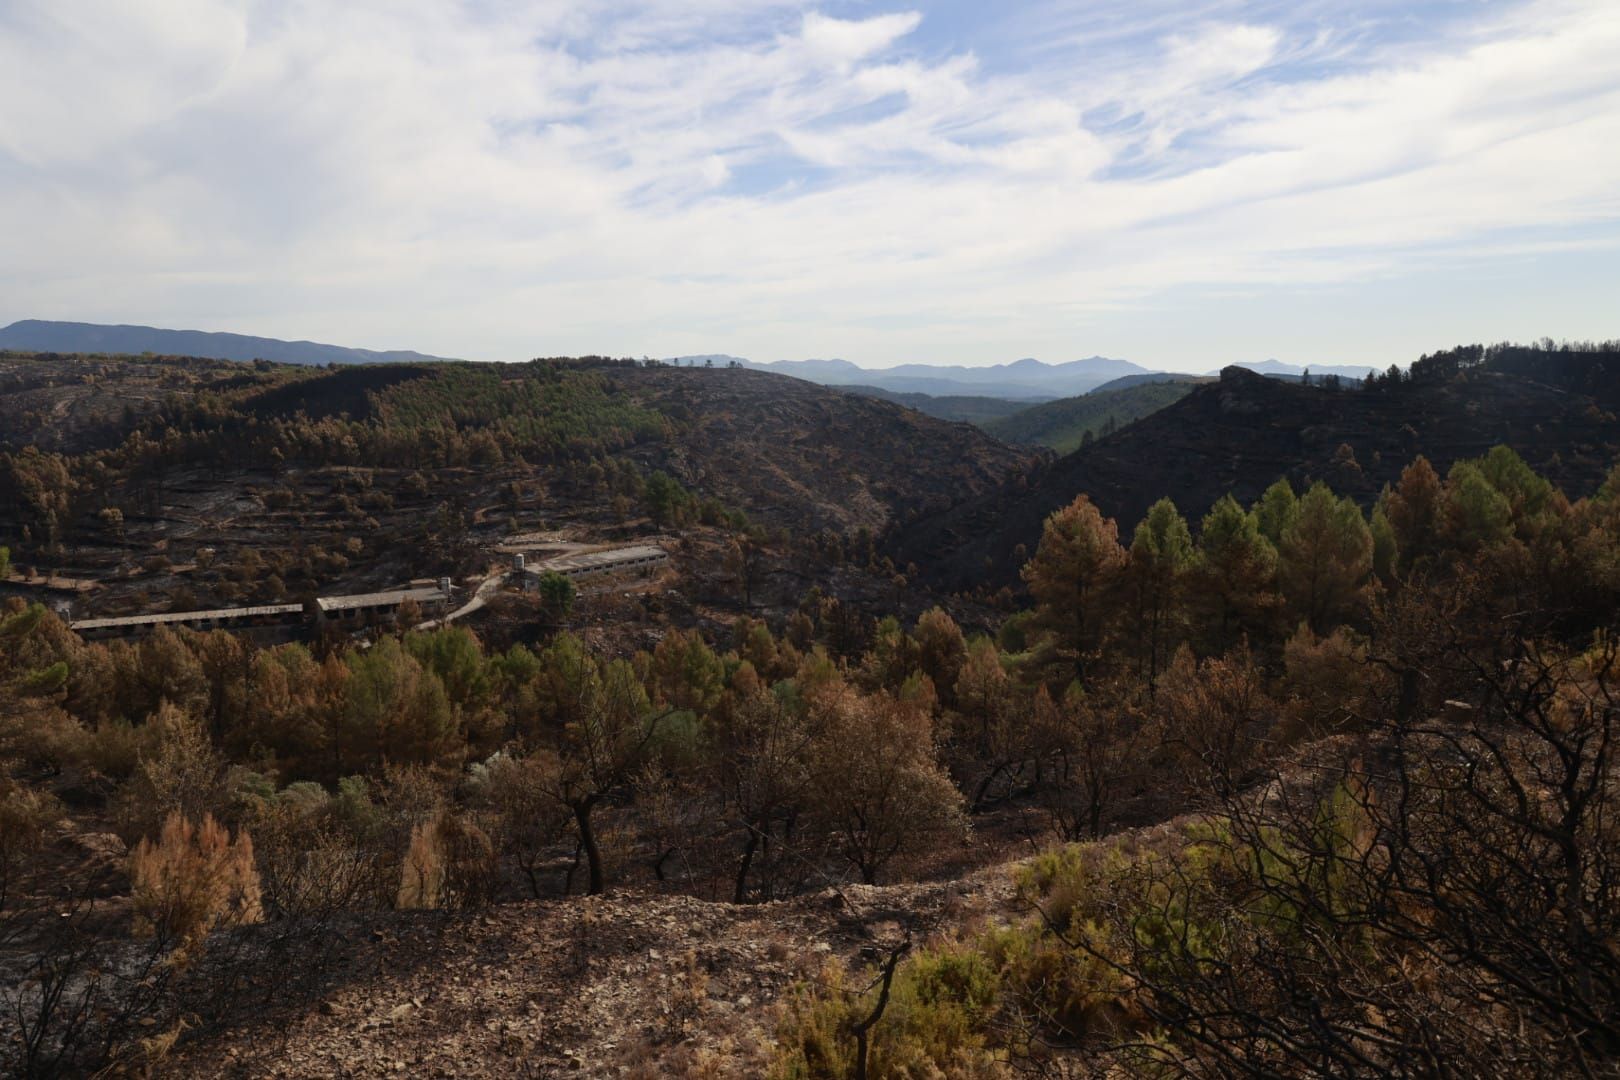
(831, 385, 1031, 425)
(667, 354, 1379, 399)
(0, 321, 1380, 391)
(0, 320, 458, 366)
(667, 354, 1149, 399)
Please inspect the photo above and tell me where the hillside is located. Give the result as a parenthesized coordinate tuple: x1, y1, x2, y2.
(983, 379, 1199, 453)
(598, 365, 1037, 534)
(895, 361, 1620, 590)
(0, 353, 1033, 622)
(830, 384, 1033, 424)
(0, 320, 458, 366)
(1088, 371, 1211, 394)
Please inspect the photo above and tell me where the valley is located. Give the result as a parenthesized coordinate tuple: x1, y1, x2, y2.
(2, 341, 1619, 1079)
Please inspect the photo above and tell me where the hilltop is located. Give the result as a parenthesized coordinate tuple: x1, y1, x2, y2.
(895, 357, 1620, 590)
(1218, 358, 1379, 381)
(0, 320, 458, 366)
(159, 872, 1018, 1078)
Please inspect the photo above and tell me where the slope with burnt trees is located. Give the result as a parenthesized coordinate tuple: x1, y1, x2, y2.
(894, 346, 1620, 590)
(601, 364, 1040, 536)
(0, 354, 1035, 618)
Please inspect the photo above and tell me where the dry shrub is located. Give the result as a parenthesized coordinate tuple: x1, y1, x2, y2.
(130, 812, 262, 963)
(79, 718, 157, 779)
(471, 753, 570, 898)
(769, 948, 1010, 1080)
(0, 706, 86, 774)
(1279, 621, 1371, 741)
(1155, 645, 1272, 795)
(660, 948, 711, 1043)
(250, 792, 392, 918)
(0, 780, 62, 906)
(397, 809, 498, 910)
(633, 1037, 748, 1080)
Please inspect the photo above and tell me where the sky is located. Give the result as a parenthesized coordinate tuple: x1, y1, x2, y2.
(1, 0, 1618, 373)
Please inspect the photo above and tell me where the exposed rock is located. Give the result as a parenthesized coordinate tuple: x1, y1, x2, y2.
(161, 869, 1016, 1078)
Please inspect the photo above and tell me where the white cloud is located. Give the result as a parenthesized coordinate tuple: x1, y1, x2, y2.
(0, 0, 1617, 369)
(799, 11, 923, 65)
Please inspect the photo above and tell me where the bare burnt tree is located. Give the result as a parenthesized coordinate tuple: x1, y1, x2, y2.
(1036, 572, 1620, 1078)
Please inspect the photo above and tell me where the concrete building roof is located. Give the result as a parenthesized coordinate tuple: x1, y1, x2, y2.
(316, 586, 449, 613)
(70, 585, 453, 631)
(528, 544, 668, 576)
(71, 603, 303, 632)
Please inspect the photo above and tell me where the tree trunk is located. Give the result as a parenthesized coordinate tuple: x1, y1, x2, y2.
(1073, 585, 1088, 684)
(733, 827, 760, 904)
(851, 938, 911, 1080)
(521, 859, 542, 899)
(573, 799, 605, 895)
(563, 839, 582, 896)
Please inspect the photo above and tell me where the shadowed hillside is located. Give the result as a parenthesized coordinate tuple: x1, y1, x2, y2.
(830, 384, 1032, 424)
(895, 361, 1620, 590)
(0, 353, 1035, 621)
(601, 365, 1039, 535)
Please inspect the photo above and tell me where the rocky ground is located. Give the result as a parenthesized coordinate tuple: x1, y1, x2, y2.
(164, 870, 1020, 1079)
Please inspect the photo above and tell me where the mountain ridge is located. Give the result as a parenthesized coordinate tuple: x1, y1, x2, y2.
(0, 319, 459, 366)
(893, 361, 1620, 590)
(661, 353, 1149, 399)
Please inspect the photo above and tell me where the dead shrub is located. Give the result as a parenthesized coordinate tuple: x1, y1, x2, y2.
(397, 809, 498, 910)
(129, 812, 262, 964)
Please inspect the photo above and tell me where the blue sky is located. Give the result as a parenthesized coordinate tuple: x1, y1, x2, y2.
(1, 0, 1617, 372)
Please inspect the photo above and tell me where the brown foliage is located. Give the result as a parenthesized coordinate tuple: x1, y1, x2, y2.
(130, 812, 262, 963)
(398, 809, 499, 910)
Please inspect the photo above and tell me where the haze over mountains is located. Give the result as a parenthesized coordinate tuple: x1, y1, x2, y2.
(0, 319, 1382, 401)
(727, 355, 1150, 400)
(671, 354, 1382, 398)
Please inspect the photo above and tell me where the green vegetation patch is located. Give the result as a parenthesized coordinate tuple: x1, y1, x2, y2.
(985, 381, 1196, 454)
